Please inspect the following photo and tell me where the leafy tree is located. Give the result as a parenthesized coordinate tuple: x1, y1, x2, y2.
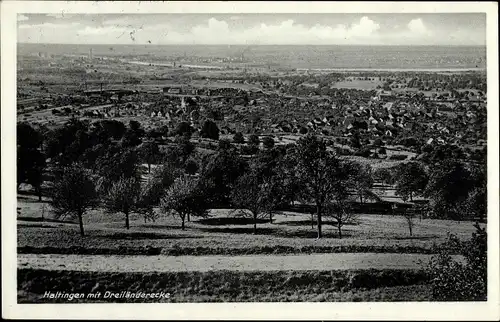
(165, 135, 195, 167)
(135, 179, 161, 223)
(199, 145, 248, 207)
(95, 147, 139, 194)
(184, 157, 199, 175)
(17, 122, 43, 149)
(200, 119, 220, 140)
(424, 161, 473, 220)
(45, 119, 92, 166)
(350, 131, 361, 149)
(17, 123, 46, 200)
(139, 141, 160, 173)
(174, 121, 194, 138)
(160, 175, 208, 230)
(135, 163, 184, 222)
(90, 120, 126, 142)
(50, 163, 98, 236)
(293, 135, 348, 238)
(248, 134, 260, 146)
(121, 130, 142, 147)
(373, 138, 384, 146)
(259, 175, 288, 223)
(262, 136, 275, 149)
(104, 177, 141, 229)
(395, 162, 428, 202)
(230, 170, 269, 234)
(217, 139, 233, 151)
(233, 132, 245, 144)
(129, 120, 144, 137)
(348, 163, 374, 204)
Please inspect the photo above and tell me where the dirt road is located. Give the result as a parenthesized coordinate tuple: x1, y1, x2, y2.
(18, 253, 464, 273)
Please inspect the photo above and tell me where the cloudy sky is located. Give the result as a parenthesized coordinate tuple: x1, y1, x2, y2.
(17, 13, 486, 46)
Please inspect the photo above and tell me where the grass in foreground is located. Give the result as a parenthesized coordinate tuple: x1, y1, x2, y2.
(18, 268, 431, 303)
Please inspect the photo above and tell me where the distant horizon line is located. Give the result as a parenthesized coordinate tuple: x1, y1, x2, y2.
(17, 42, 486, 47)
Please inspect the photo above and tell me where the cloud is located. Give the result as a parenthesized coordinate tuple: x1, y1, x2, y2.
(349, 16, 380, 37)
(408, 18, 427, 34)
(16, 15, 485, 46)
(178, 16, 382, 45)
(17, 14, 29, 22)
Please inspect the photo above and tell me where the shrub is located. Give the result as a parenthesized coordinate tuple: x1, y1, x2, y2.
(262, 136, 275, 149)
(427, 222, 487, 301)
(200, 120, 219, 140)
(389, 154, 407, 160)
(233, 132, 245, 144)
(354, 148, 371, 157)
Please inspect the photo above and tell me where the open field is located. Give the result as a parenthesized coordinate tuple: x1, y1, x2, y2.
(331, 79, 383, 90)
(18, 194, 480, 256)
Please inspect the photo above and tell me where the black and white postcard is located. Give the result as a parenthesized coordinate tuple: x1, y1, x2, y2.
(2, 1, 499, 320)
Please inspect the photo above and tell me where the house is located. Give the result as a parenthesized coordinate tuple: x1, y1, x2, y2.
(378, 90, 394, 100)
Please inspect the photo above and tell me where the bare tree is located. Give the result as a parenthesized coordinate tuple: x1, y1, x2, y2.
(324, 200, 358, 239)
(402, 208, 416, 236)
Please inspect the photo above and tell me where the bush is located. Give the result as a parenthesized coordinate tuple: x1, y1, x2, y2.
(389, 154, 407, 160)
(427, 222, 487, 301)
(262, 136, 275, 149)
(233, 132, 245, 144)
(248, 134, 260, 146)
(354, 148, 371, 157)
(200, 120, 219, 140)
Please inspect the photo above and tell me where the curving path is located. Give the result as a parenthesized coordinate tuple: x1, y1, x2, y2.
(18, 253, 465, 273)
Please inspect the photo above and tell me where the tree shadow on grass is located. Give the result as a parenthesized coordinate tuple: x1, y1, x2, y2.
(392, 235, 439, 240)
(276, 220, 359, 227)
(138, 224, 188, 230)
(196, 217, 270, 226)
(17, 216, 75, 224)
(198, 226, 353, 239)
(198, 227, 278, 235)
(104, 232, 203, 240)
(17, 224, 57, 229)
(275, 229, 354, 239)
